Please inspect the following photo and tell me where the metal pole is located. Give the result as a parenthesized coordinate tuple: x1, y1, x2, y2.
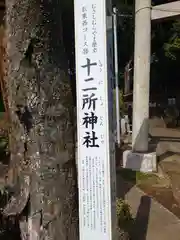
(113, 7, 121, 147)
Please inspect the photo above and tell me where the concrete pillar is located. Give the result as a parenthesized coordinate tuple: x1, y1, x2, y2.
(132, 0, 151, 152)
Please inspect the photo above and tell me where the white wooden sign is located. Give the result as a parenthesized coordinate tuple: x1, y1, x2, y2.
(74, 0, 116, 239)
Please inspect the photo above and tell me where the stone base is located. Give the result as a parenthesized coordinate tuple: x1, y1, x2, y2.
(122, 150, 157, 173)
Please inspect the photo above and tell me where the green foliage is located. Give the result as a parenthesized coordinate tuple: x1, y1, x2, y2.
(0, 136, 8, 155)
(114, 0, 134, 72)
(119, 89, 125, 113)
(113, 88, 126, 117)
(0, 185, 9, 196)
(116, 0, 180, 64)
(163, 20, 180, 60)
(0, 137, 7, 149)
(118, 168, 151, 184)
(0, 186, 20, 240)
(116, 198, 134, 233)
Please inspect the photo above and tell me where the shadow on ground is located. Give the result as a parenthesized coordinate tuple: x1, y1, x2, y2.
(131, 196, 151, 240)
(116, 168, 151, 240)
(116, 139, 180, 239)
(116, 144, 151, 239)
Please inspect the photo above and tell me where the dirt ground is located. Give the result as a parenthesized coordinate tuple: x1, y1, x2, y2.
(117, 164, 180, 219)
(116, 124, 180, 219)
(138, 175, 180, 218)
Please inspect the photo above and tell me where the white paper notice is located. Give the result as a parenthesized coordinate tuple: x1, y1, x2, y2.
(74, 0, 116, 239)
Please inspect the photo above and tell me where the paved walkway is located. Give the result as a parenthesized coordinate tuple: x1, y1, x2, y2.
(116, 172, 180, 240)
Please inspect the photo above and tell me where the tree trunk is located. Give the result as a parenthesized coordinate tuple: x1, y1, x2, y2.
(0, 26, 9, 115)
(4, 0, 78, 239)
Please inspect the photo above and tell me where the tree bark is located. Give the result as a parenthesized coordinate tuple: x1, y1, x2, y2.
(0, 26, 9, 115)
(5, 0, 78, 239)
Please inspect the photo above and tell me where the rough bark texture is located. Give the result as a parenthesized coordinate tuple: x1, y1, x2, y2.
(0, 26, 9, 114)
(4, 0, 78, 239)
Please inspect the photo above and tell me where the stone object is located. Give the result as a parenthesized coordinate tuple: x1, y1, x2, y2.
(123, 150, 156, 173)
